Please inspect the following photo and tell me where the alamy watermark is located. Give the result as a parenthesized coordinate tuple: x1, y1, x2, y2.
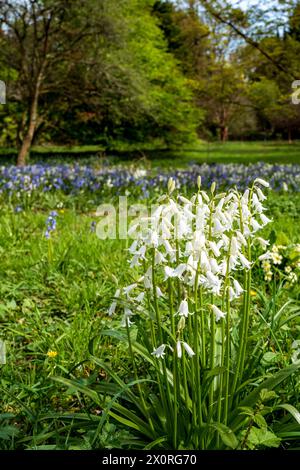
(94, 196, 199, 241)
(95, 197, 150, 240)
(0, 80, 6, 104)
(292, 80, 300, 105)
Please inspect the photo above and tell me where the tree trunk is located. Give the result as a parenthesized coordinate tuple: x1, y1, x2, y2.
(220, 126, 228, 142)
(16, 112, 27, 148)
(288, 128, 292, 144)
(17, 96, 38, 166)
(17, 70, 44, 166)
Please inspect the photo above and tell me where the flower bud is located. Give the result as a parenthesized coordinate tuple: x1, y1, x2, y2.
(168, 178, 176, 195)
(197, 175, 201, 190)
(177, 316, 186, 333)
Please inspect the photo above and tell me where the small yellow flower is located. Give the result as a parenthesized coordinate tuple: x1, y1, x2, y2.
(59, 209, 65, 214)
(47, 350, 58, 358)
(250, 290, 257, 297)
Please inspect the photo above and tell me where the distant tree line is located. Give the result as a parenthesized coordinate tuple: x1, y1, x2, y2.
(0, 0, 300, 165)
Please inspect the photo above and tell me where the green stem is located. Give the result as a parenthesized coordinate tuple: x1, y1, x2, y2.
(188, 313, 197, 429)
(208, 309, 215, 422)
(238, 241, 252, 386)
(200, 286, 206, 366)
(151, 251, 173, 436)
(168, 278, 178, 449)
(152, 252, 163, 344)
(194, 268, 203, 433)
(216, 315, 225, 446)
(47, 238, 53, 263)
(182, 346, 189, 405)
(230, 269, 248, 401)
(222, 238, 232, 424)
(231, 190, 253, 401)
(223, 288, 231, 424)
(208, 194, 215, 424)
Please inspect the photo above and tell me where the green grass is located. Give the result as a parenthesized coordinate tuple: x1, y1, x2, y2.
(0, 207, 131, 449)
(144, 141, 300, 167)
(1, 141, 300, 166)
(0, 187, 299, 449)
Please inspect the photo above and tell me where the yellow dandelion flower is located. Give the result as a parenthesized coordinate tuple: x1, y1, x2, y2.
(47, 350, 58, 358)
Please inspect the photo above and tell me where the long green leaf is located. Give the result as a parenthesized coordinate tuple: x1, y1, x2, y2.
(275, 404, 300, 425)
(143, 435, 168, 450)
(108, 410, 151, 436)
(209, 423, 238, 449)
(230, 362, 300, 431)
(99, 383, 156, 441)
(110, 403, 156, 440)
(91, 356, 143, 410)
(279, 312, 300, 328)
(52, 377, 101, 405)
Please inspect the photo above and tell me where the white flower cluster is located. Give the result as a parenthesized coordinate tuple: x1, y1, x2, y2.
(109, 178, 271, 358)
(260, 243, 300, 285)
(260, 245, 283, 281)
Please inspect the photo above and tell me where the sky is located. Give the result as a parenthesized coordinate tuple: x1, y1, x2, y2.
(227, 0, 281, 11)
(172, 0, 282, 13)
(230, 0, 257, 8)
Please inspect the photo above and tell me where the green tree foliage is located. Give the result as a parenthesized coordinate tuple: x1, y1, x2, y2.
(87, 0, 201, 146)
(0, 0, 200, 163)
(289, 1, 300, 41)
(1, 0, 300, 155)
(153, 1, 250, 141)
(237, 0, 300, 142)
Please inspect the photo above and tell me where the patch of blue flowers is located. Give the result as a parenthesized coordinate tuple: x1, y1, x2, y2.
(0, 162, 299, 199)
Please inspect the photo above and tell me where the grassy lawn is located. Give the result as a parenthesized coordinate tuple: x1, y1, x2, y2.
(1, 141, 300, 166)
(159, 141, 300, 167)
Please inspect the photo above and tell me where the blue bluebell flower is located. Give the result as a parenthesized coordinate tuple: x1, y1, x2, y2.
(45, 212, 58, 239)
